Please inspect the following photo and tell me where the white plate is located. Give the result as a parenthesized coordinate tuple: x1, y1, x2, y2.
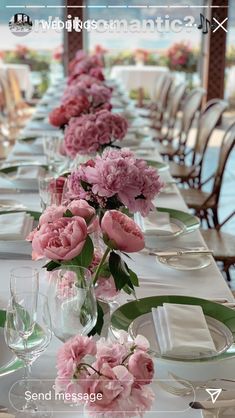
(202, 391, 235, 417)
(157, 254, 212, 270)
(129, 312, 234, 361)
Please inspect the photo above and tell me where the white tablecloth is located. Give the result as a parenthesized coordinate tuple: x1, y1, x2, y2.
(110, 65, 169, 97)
(0, 83, 234, 418)
(0, 63, 33, 100)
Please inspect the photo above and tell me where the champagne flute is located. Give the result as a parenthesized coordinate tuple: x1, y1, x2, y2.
(4, 293, 52, 417)
(47, 266, 97, 341)
(10, 267, 39, 326)
(10, 267, 39, 298)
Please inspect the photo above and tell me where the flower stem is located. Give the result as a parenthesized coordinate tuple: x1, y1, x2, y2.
(78, 363, 102, 376)
(93, 247, 110, 284)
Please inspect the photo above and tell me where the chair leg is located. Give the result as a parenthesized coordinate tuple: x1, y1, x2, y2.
(223, 262, 231, 282)
(204, 210, 212, 228)
(212, 208, 219, 228)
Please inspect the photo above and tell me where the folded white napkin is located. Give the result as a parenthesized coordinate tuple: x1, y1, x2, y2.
(136, 210, 173, 235)
(152, 303, 217, 357)
(0, 212, 33, 240)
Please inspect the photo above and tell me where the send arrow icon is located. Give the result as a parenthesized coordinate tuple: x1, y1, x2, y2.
(205, 388, 222, 404)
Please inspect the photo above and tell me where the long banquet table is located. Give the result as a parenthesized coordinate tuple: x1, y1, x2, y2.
(0, 78, 235, 418)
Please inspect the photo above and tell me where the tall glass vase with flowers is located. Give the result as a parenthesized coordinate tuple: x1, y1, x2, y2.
(27, 200, 145, 337)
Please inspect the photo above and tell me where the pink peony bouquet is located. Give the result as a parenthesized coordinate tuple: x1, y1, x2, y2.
(27, 202, 144, 334)
(66, 148, 164, 216)
(55, 332, 155, 417)
(69, 55, 105, 84)
(64, 110, 128, 157)
(49, 82, 113, 128)
(49, 94, 90, 128)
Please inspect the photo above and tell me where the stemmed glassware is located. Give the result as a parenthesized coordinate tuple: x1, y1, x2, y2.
(38, 172, 60, 210)
(47, 266, 97, 342)
(10, 266, 39, 299)
(4, 293, 52, 417)
(42, 134, 69, 175)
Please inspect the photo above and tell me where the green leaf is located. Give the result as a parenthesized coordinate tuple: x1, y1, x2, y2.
(121, 252, 132, 260)
(63, 209, 73, 218)
(71, 236, 94, 268)
(99, 262, 111, 278)
(88, 301, 104, 336)
(109, 252, 134, 292)
(129, 268, 139, 287)
(122, 284, 133, 295)
(43, 260, 61, 271)
(80, 180, 90, 192)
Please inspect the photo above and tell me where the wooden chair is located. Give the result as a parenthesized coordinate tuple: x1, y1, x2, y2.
(150, 73, 171, 103)
(149, 74, 173, 126)
(157, 87, 205, 159)
(181, 120, 235, 228)
(7, 69, 34, 118)
(169, 99, 228, 185)
(153, 82, 187, 142)
(201, 211, 235, 281)
(0, 76, 21, 140)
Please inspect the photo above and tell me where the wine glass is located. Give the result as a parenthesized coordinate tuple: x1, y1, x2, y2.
(47, 266, 97, 342)
(10, 266, 39, 298)
(42, 135, 69, 175)
(4, 293, 52, 417)
(38, 172, 56, 211)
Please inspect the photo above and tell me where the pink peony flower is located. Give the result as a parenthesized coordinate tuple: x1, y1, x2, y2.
(49, 269, 77, 300)
(62, 82, 112, 116)
(49, 106, 68, 127)
(31, 216, 87, 261)
(56, 335, 96, 380)
(67, 148, 163, 216)
(93, 338, 127, 370)
(64, 110, 128, 157)
(63, 96, 90, 119)
(101, 210, 145, 253)
(55, 333, 155, 417)
(67, 199, 98, 233)
(95, 276, 118, 301)
(134, 335, 150, 352)
(89, 67, 105, 81)
(87, 363, 134, 415)
(128, 352, 154, 386)
(39, 205, 65, 226)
